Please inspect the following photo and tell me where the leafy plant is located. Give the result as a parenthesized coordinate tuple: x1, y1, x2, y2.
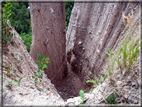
(78, 90, 85, 105)
(14, 77, 22, 87)
(7, 65, 13, 74)
(86, 74, 107, 89)
(101, 74, 108, 81)
(2, 1, 15, 51)
(32, 53, 50, 84)
(11, 52, 14, 57)
(3, 64, 13, 74)
(105, 93, 118, 104)
(7, 81, 12, 87)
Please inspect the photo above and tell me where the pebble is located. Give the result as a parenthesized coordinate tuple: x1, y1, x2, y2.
(78, 41, 82, 45)
(89, 31, 92, 34)
(82, 48, 85, 51)
(128, 96, 133, 102)
(131, 82, 137, 87)
(128, 76, 132, 80)
(124, 94, 128, 99)
(134, 100, 138, 104)
(138, 80, 141, 85)
(46, 27, 49, 30)
(25, 84, 29, 87)
(126, 80, 131, 83)
(121, 76, 125, 80)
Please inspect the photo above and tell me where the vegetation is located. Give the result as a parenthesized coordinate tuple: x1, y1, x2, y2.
(6, 2, 31, 34)
(65, 1, 74, 30)
(105, 93, 118, 104)
(32, 53, 50, 84)
(106, 9, 140, 76)
(14, 77, 22, 87)
(86, 74, 107, 92)
(19, 32, 32, 52)
(7, 81, 12, 87)
(6, 65, 13, 74)
(2, 1, 73, 52)
(2, 1, 15, 52)
(104, 7, 140, 105)
(78, 90, 85, 106)
(2, 1, 32, 52)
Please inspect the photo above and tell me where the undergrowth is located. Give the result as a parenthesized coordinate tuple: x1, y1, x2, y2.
(32, 53, 50, 84)
(78, 90, 85, 106)
(106, 9, 140, 77)
(2, 1, 15, 53)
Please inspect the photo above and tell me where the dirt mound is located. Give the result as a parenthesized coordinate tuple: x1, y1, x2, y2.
(2, 27, 65, 105)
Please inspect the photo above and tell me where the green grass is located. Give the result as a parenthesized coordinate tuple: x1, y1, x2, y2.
(105, 93, 118, 104)
(106, 8, 140, 76)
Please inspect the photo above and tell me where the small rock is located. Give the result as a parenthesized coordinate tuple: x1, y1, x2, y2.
(116, 76, 119, 80)
(124, 94, 128, 99)
(78, 41, 82, 45)
(134, 100, 138, 104)
(121, 76, 125, 80)
(89, 31, 92, 34)
(25, 84, 29, 87)
(129, 90, 136, 94)
(63, 29, 66, 33)
(126, 80, 131, 83)
(132, 82, 137, 87)
(135, 86, 139, 89)
(138, 80, 141, 85)
(128, 96, 133, 102)
(50, 8, 54, 13)
(82, 48, 85, 51)
(116, 81, 123, 87)
(127, 76, 132, 80)
(46, 27, 49, 30)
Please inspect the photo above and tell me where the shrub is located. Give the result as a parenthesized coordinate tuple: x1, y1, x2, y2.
(32, 53, 50, 84)
(2, 2, 15, 52)
(86, 74, 107, 92)
(19, 32, 32, 52)
(78, 90, 85, 105)
(105, 93, 118, 104)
